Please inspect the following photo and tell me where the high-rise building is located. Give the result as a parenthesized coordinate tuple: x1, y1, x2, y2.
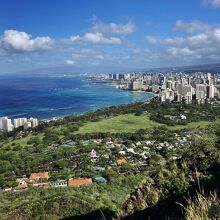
(0, 117, 8, 130)
(177, 83, 183, 95)
(23, 122, 32, 130)
(183, 85, 192, 97)
(0, 116, 39, 132)
(195, 84, 207, 103)
(1, 117, 13, 132)
(13, 118, 27, 128)
(207, 84, 215, 99)
(131, 80, 143, 91)
(196, 90, 205, 104)
(185, 92, 192, 104)
(175, 93, 182, 102)
(29, 118, 39, 127)
(187, 77, 191, 85)
(161, 89, 174, 102)
(166, 81, 173, 90)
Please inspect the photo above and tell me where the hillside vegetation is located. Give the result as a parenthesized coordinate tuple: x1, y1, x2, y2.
(0, 100, 220, 219)
(76, 113, 211, 134)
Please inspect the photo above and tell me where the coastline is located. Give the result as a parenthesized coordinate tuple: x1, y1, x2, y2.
(41, 91, 156, 122)
(0, 75, 155, 121)
(41, 78, 157, 121)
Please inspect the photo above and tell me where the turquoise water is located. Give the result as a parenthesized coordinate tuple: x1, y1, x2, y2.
(0, 75, 154, 119)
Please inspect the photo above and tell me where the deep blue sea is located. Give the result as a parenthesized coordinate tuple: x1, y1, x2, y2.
(0, 75, 154, 119)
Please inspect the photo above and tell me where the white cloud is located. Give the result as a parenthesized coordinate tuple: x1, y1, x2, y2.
(95, 54, 104, 59)
(146, 30, 220, 50)
(84, 32, 121, 44)
(214, 29, 220, 39)
(66, 49, 106, 63)
(145, 36, 185, 46)
(203, 0, 220, 8)
(145, 36, 159, 44)
(145, 20, 220, 63)
(63, 17, 129, 46)
(70, 32, 122, 44)
(1, 30, 53, 52)
(70, 35, 81, 42)
(65, 59, 75, 65)
(64, 48, 132, 67)
(174, 20, 211, 33)
(90, 21, 136, 35)
(167, 47, 194, 56)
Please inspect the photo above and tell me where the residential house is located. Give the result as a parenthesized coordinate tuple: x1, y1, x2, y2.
(126, 148, 135, 154)
(116, 159, 127, 165)
(180, 114, 187, 120)
(119, 150, 126, 155)
(90, 149, 97, 158)
(68, 178, 92, 187)
(93, 176, 107, 183)
(29, 172, 49, 182)
(136, 141, 142, 146)
(31, 183, 50, 188)
(51, 180, 67, 188)
(15, 178, 29, 190)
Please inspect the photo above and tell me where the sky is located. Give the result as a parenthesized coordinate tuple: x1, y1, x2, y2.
(1, 0, 220, 74)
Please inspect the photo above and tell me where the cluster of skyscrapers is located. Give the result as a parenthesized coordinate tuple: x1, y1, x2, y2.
(158, 72, 218, 104)
(109, 72, 220, 104)
(0, 117, 39, 132)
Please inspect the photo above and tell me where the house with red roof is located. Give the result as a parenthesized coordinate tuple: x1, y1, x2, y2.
(16, 183, 27, 190)
(29, 172, 49, 182)
(68, 178, 92, 187)
(15, 178, 29, 190)
(31, 183, 50, 188)
(116, 158, 127, 165)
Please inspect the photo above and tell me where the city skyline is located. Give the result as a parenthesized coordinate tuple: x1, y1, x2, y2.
(1, 0, 220, 74)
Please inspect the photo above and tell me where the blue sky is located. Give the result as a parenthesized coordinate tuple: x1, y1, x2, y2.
(1, 0, 220, 73)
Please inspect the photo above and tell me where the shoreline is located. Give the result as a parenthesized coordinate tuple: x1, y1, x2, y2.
(41, 92, 156, 122)
(0, 75, 156, 122)
(1, 91, 155, 122)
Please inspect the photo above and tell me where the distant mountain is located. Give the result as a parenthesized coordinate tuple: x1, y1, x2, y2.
(3, 65, 132, 76)
(3, 62, 220, 76)
(146, 62, 220, 73)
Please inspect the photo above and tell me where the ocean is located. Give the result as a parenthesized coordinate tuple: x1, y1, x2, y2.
(0, 75, 154, 119)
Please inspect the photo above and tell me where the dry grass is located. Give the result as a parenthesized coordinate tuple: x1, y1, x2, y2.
(183, 191, 220, 220)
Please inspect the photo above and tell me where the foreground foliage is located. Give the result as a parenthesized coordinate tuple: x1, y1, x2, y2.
(185, 191, 220, 220)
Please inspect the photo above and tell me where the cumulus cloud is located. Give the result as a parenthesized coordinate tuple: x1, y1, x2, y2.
(0, 30, 53, 52)
(64, 47, 132, 67)
(203, 0, 220, 8)
(145, 20, 220, 62)
(90, 20, 136, 35)
(174, 20, 211, 33)
(146, 29, 220, 49)
(62, 17, 130, 46)
(167, 47, 194, 56)
(70, 32, 122, 44)
(67, 49, 105, 61)
(65, 59, 75, 65)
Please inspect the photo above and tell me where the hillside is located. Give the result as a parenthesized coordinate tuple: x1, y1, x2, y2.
(0, 100, 220, 220)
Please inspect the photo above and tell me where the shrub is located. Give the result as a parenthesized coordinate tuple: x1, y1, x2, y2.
(184, 191, 220, 220)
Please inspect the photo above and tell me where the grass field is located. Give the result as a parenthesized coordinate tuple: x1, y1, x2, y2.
(169, 121, 211, 130)
(6, 133, 44, 147)
(76, 113, 212, 134)
(4, 115, 212, 147)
